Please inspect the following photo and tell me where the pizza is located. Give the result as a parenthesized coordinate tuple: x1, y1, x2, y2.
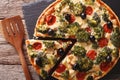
(26, 0, 120, 80)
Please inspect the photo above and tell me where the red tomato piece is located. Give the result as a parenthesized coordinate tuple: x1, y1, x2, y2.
(45, 15, 56, 25)
(98, 38, 108, 48)
(76, 72, 86, 80)
(103, 24, 112, 33)
(100, 62, 111, 72)
(69, 14, 75, 24)
(32, 42, 42, 50)
(85, 6, 93, 15)
(69, 35, 76, 38)
(85, 27, 91, 33)
(56, 64, 66, 73)
(87, 50, 97, 60)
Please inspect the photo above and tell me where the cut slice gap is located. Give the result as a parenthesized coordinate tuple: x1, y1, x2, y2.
(26, 39, 74, 79)
(33, 36, 76, 41)
(48, 40, 76, 76)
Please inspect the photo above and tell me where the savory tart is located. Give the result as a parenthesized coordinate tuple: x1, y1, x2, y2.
(26, 0, 120, 79)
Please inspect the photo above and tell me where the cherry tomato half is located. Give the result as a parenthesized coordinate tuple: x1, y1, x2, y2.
(87, 50, 97, 60)
(85, 6, 93, 15)
(98, 38, 108, 48)
(100, 62, 111, 72)
(85, 27, 91, 33)
(32, 42, 42, 50)
(103, 24, 112, 33)
(45, 15, 56, 25)
(56, 64, 66, 73)
(76, 72, 86, 80)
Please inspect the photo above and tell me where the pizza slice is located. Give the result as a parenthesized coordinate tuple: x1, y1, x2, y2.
(26, 39, 72, 79)
(52, 42, 119, 80)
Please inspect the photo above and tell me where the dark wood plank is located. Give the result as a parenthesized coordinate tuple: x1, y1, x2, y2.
(0, 65, 39, 80)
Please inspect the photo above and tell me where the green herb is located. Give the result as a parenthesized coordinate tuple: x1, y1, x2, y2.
(72, 46, 86, 57)
(94, 25, 104, 39)
(92, 42, 99, 49)
(88, 19, 98, 27)
(30, 52, 37, 58)
(37, 25, 48, 34)
(36, 52, 50, 67)
(67, 22, 80, 35)
(27, 44, 33, 49)
(102, 13, 109, 22)
(111, 27, 120, 48)
(57, 0, 71, 12)
(93, 13, 101, 24)
(95, 47, 112, 64)
(61, 70, 69, 80)
(88, 13, 101, 27)
(76, 29, 90, 42)
(87, 76, 94, 80)
(70, 2, 83, 15)
(85, 0, 95, 5)
(49, 56, 57, 65)
(55, 32, 65, 38)
(43, 41, 55, 48)
(77, 57, 93, 72)
(112, 48, 119, 58)
(41, 69, 48, 79)
(59, 26, 68, 33)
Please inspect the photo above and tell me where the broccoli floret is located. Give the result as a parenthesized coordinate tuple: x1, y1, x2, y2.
(67, 22, 80, 35)
(41, 69, 48, 79)
(36, 54, 50, 68)
(88, 13, 101, 27)
(70, 2, 83, 15)
(43, 41, 55, 48)
(102, 13, 109, 22)
(95, 47, 112, 64)
(27, 44, 33, 49)
(36, 25, 48, 34)
(93, 13, 101, 24)
(72, 46, 86, 57)
(92, 42, 99, 49)
(112, 48, 119, 58)
(61, 70, 69, 80)
(85, 0, 95, 5)
(77, 57, 93, 72)
(94, 26, 104, 39)
(76, 29, 90, 42)
(111, 27, 120, 48)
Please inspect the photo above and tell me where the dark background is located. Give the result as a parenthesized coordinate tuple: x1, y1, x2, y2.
(22, 0, 120, 80)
